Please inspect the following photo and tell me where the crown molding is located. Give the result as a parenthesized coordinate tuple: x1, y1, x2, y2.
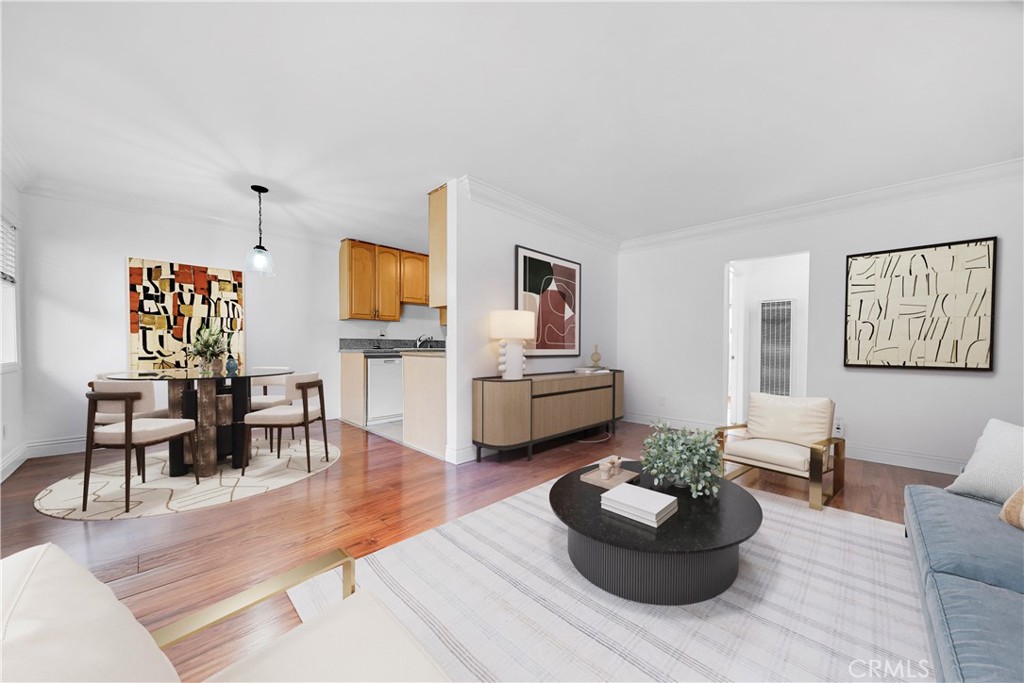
(462, 175, 621, 253)
(620, 158, 1024, 253)
(21, 178, 339, 248)
(1, 130, 35, 193)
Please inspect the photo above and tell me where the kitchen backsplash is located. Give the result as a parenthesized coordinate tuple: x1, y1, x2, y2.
(339, 337, 446, 351)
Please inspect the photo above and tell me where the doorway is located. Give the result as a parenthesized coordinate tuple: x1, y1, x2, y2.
(726, 252, 810, 424)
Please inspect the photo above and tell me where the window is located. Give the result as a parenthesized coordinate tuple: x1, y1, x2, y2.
(2, 220, 18, 367)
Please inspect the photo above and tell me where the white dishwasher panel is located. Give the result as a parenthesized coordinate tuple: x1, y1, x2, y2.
(366, 357, 404, 424)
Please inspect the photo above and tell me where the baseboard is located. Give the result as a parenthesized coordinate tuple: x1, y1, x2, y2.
(623, 412, 963, 475)
(448, 444, 477, 465)
(847, 443, 964, 476)
(1, 444, 29, 482)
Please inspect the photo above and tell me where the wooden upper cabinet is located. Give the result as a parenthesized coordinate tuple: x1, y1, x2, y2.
(428, 184, 447, 308)
(375, 246, 401, 321)
(340, 239, 376, 320)
(340, 239, 402, 321)
(400, 251, 429, 305)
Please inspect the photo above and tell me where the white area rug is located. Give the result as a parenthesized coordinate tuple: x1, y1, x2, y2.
(35, 438, 339, 521)
(288, 476, 933, 682)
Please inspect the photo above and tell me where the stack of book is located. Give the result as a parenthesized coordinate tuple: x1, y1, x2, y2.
(575, 366, 610, 374)
(601, 483, 678, 527)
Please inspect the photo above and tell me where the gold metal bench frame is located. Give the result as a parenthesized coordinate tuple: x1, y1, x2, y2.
(716, 423, 846, 510)
(151, 548, 355, 649)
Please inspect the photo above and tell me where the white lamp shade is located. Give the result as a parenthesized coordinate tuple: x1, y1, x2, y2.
(490, 310, 535, 340)
(245, 245, 275, 276)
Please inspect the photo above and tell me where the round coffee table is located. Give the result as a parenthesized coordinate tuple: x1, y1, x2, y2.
(550, 461, 763, 605)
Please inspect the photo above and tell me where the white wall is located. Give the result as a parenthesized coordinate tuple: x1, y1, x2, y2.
(618, 167, 1023, 474)
(9, 192, 441, 464)
(448, 177, 619, 463)
(730, 252, 810, 422)
(1, 172, 27, 478)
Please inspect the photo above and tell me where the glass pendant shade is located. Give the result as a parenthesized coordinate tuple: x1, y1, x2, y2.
(245, 244, 275, 276)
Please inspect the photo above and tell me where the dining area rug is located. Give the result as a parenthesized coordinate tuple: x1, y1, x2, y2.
(287, 476, 933, 682)
(34, 437, 340, 521)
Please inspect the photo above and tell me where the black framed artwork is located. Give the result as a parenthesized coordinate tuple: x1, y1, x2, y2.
(844, 237, 996, 370)
(515, 245, 581, 357)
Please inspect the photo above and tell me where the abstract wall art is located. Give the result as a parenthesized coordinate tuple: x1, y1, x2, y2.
(515, 245, 580, 356)
(128, 257, 245, 370)
(844, 237, 996, 370)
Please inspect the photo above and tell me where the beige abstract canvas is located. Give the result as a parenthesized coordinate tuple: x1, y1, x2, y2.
(845, 238, 995, 369)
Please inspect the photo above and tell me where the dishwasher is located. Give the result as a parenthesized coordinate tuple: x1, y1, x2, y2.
(366, 357, 404, 425)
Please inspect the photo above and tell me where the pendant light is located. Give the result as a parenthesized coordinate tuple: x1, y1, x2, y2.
(245, 184, 275, 276)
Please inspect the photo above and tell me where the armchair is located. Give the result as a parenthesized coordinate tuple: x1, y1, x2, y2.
(717, 393, 845, 510)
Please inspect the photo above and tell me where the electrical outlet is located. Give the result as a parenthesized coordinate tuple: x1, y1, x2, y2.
(657, 395, 666, 407)
(833, 417, 846, 438)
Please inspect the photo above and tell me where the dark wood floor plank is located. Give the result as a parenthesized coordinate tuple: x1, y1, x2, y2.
(0, 419, 953, 680)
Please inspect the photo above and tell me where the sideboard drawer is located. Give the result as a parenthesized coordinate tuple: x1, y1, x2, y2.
(531, 373, 613, 397)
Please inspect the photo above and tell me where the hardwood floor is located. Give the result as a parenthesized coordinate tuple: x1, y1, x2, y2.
(1, 420, 953, 681)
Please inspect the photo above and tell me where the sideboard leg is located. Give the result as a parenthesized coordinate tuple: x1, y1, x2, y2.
(527, 444, 533, 462)
(476, 445, 481, 463)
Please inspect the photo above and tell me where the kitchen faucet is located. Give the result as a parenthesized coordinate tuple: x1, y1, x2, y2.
(416, 334, 433, 349)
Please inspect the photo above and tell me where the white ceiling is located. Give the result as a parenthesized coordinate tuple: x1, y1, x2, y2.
(3, 2, 1021, 251)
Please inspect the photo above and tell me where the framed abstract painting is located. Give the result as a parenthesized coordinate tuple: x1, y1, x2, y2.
(844, 237, 996, 370)
(515, 245, 580, 357)
(128, 257, 245, 370)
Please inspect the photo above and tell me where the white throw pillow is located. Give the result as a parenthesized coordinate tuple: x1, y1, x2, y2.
(947, 418, 1024, 505)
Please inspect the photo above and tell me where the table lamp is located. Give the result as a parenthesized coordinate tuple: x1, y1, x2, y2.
(490, 310, 536, 380)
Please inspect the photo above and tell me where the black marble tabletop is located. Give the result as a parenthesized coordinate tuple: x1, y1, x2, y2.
(549, 461, 763, 554)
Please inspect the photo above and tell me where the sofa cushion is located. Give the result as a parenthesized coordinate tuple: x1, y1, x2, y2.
(1, 543, 179, 682)
(924, 571, 1024, 683)
(947, 418, 1024, 505)
(904, 485, 1024, 593)
(745, 393, 834, 447)
(724, 438, 810, 474)
(207, 590, 448, 682)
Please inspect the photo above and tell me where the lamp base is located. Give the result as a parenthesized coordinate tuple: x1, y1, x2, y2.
(497, 339, 526, 380)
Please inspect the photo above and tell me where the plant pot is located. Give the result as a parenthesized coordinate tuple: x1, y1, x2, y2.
(211, 357, 224, 374)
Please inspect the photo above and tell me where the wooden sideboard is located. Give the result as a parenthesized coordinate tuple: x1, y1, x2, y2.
(472, 370, 624, 461)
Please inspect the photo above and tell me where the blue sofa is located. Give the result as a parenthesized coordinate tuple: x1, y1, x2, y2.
(904, 485, 1024, 683)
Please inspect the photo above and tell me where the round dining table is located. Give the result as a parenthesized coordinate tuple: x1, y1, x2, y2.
(105, 367, 293, 478)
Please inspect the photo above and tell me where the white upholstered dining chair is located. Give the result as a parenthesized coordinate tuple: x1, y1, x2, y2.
(242, 371, 329, 474)
(83, 381, 200, 513)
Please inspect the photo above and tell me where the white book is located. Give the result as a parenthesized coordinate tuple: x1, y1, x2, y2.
(601, 483, 678, 518)
(602, 498, 677, 524)
(602, 501, 676, 527)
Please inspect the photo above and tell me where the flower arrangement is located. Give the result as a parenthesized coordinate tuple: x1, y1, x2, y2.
(641, 421, 722, 498)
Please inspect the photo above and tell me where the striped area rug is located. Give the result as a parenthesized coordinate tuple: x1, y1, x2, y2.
(288, 478, 932, 682)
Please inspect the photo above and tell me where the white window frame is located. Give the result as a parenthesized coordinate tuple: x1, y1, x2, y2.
(1, 219, 19, 373)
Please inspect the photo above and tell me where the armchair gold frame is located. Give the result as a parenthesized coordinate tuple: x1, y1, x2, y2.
(151, 548, 355, 649)
(716, 423, 846, 510)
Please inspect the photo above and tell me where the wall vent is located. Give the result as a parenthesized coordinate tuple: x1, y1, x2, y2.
(760, 299, 792, 396)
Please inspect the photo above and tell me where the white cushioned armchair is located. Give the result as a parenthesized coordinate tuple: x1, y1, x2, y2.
(717, 392, 845, 510)
(1, 543, 448, 682)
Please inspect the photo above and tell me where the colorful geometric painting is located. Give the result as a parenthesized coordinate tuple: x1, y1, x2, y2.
(128, 257, 244, 370)
(515, 245, 580, 356)
(844, 237, 996, 370)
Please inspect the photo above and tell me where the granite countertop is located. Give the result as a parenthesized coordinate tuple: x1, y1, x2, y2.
(339, 337, 445, 357)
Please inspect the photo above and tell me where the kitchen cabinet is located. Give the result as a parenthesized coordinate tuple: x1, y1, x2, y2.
(339, 239, 400, 321)
(428, 184, 446, 308)
(400, 251, 429, 305)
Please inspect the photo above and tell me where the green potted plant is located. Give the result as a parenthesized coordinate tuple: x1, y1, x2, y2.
(191, 324, 227, 374)
(641, 421, 722, 498)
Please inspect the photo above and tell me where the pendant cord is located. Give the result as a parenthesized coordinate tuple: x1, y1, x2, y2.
(257, 192, 263, 247)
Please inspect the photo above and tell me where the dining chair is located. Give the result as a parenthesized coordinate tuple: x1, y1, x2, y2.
(90, 376, 168, 424)
(242, 372, 329, 475)
(248, 367, 294, 449)
(83, 381, 200, 514)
